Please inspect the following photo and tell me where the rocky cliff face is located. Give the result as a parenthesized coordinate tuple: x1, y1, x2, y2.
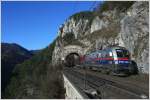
(119, 2, 149, 73)
(52, 1, 149, 73)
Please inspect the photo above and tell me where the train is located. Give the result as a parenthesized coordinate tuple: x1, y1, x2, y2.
(80, 46, 138, 76)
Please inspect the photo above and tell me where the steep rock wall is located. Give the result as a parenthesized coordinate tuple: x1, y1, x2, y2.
(119, 1, 149, 73)
(52, 1, 149, 73)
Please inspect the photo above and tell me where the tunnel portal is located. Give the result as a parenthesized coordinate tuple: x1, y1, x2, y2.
(65, 53, 80, 67)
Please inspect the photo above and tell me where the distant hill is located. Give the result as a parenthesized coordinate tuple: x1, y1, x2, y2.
(4, 40, 65, 99)
(1, 43, 33, 97)
(30, 49, 42, 55)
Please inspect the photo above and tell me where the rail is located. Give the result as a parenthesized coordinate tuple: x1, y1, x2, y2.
(63, 67, 148, 99)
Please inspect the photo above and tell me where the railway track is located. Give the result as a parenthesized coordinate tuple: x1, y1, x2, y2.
(63, 67, 148, 99)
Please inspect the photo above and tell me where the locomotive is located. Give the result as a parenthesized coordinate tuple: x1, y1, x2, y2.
(80, 46, 138, 76)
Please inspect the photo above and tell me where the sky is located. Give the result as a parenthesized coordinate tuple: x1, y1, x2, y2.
(1, 1, 101, 50)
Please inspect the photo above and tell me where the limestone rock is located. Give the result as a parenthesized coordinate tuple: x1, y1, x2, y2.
(52, 1, 149, 73)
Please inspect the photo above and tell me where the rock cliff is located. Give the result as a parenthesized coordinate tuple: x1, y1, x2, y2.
(52, 1, 149, 73)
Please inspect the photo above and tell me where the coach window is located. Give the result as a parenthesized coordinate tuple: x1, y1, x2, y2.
(102, 52, 106, 58)
(97, 53, 99, 58)
(99, 53, 101, 58)
(105, 52, 109, 57)
(109, 52, 112, 57)
(116, 49, 124, 57)
(124, 50, 130, 58)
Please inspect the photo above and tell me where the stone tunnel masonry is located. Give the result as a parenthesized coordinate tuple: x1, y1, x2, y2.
(61, 45, 86, 63)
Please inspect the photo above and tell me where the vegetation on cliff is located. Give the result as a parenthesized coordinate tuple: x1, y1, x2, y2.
(94, 1, 135, 14)
(69, 11, 95, 28)
(69, 11, 94, 21)
(69, 1, 135, 21)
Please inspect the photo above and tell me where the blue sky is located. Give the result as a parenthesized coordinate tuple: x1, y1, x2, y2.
(1, 1, 101, 50)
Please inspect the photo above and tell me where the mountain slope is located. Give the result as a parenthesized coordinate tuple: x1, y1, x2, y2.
(30, 49, 42, 55)
(1, 43, 33, 97)
(4, 40, 65, 99)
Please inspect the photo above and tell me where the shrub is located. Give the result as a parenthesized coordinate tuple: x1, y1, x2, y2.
(4, 39, 65, 99)
(69, 11, 95, 28)
(63, 32, 75, 44)
(94, 1, 135, 15)
(69, 11, 94, 21)
(85, 23, 120, 42)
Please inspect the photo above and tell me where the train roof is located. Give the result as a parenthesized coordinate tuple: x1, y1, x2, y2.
(95, 46, 127, 52)
(104, 46, 127, 50)
(85, 46, 128, 55)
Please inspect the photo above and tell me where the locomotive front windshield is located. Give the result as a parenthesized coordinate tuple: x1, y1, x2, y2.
(116, 49, 130, 58)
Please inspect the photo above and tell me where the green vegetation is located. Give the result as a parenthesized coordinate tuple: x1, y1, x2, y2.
(4, 39, 65, 99)
(85, 23, 120, 42)
(70, 2, 135, 21)
(69, 11, 94, 21)
(95, 1, 135, 13)
(1, 43, 33, 98)
(62, 32, 85, 47)
(63, 32, 75, 44)
(69, 11, 95, 28)
(68, 2, 135, 26)
(63, 32, 77, 45)
(94, 1, 135, 17)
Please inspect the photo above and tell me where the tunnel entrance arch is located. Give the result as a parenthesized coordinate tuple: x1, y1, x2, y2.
(61, 45, 85, 67)
(65, 53, 80, 67)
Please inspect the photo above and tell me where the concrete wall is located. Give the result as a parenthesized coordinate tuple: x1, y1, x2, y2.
(63, 74, 84, 99)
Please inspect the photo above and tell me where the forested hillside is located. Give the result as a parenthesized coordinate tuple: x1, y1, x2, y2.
(4, 40, 65, 98)
(1, 43, 33, 98)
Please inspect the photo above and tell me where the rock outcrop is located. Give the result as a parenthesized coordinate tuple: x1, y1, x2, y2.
(52, 1, 149, 73)
(119, 1, 149, 73)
